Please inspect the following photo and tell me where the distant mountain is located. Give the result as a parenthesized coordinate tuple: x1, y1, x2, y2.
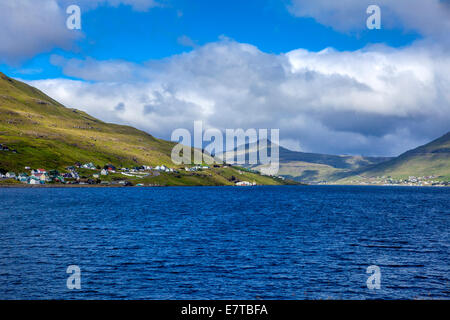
(0, 73, 290, 186)
(218, 140, 392, 183)
(337, 131, 450, 183)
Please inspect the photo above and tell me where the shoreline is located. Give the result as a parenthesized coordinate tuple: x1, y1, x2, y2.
(0, 183, 448, 189)
(0, 184, 287, 188)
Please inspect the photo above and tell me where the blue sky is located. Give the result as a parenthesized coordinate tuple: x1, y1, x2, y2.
(1, 0, 420, 80)
(0, 0, 449, 156)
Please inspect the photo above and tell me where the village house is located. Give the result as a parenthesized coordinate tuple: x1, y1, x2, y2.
(5, 172, 16, 179)
(31, 172, 50, 182)
(185, 165, 209, 172)
(17, 173, 29, 183)
(82, 162, 96, 170)
(104, 164, 116, 173)
(31, 169, 46, 175)
(235, 181, 256, 186)
(155, 165, 175, 173)
(101, 169, 109, 176)
(28, 177, 41, 185)
(66, 168, 80, 179)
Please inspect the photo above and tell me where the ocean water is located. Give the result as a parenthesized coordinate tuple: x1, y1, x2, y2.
(0, 186, 448, 300)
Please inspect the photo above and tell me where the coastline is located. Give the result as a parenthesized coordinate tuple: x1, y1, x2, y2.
(1, 183, 448, 188)
(0, 183, 297, 188)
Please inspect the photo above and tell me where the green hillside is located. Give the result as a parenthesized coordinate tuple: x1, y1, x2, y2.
(335, 132, 450, 184)
(0, 73, 293, 186)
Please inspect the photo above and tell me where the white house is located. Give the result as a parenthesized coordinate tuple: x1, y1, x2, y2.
(82, 162, 96, 170)
(29, 177, 41, 185)
(101, 169, 108, 176)
(5, 172, 16, 179)
(235, 181, 255, 186)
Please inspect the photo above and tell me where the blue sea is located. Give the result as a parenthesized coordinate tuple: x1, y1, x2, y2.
(0, 186, 448, 300)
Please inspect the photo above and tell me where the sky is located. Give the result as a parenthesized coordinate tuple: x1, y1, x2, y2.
(0, 0, 449, 156)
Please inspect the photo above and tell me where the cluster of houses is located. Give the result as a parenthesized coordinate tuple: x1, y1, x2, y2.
(0, 161, 183, 185)
(184, 165, 210, 172)
(0, 168, 66, 185)
(80, 162, 96, 170)
(235, 181, 257, 186)
(155, 165, 177, 173)
(343, 175, 450, 186)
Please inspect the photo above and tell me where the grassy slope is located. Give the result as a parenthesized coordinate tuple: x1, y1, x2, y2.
(0, 73, 292, 186)
(335, 132, 450, 182)
(99, 167, 291, 186)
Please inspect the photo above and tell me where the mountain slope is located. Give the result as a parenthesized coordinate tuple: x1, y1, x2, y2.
(219, 140, 392, 183)
(336, 132, 450, 182)
(0, 72, 177, 170)
(0, 73, 290, 186)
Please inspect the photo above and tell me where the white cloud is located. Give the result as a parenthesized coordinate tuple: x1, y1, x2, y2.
(0, 0, 161, 64)
(50, 55, 141, 81)
(288, 0, 450, 42)
(29, 40, 450, 156)
(0, 0, 80, 64)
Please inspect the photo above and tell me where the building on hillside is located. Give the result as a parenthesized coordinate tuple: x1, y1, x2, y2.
(82, 163, 96, 170)
(28, 177, 41, 185)
(105, 164, 116, 172)
(5, 172, 16, 179)
(71, 171, 80, 179)
(17, 173, 29, 183)
(31, 169, 47, 175)
(31, 172, 50, 182)
(235, 181, 255, 186)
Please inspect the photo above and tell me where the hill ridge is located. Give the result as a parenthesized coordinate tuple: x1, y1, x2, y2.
(0, 74, 290, 186)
